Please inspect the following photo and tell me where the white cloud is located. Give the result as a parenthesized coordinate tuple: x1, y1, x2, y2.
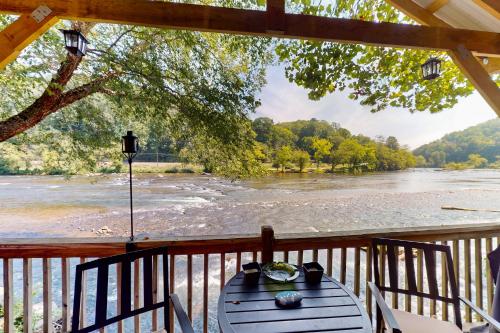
(255, 66, 497, 149)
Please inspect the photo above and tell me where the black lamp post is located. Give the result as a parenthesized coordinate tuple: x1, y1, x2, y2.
(122, 131, 139, 241)
(421, 57, 441, 80)
(60, 29, 89, 56)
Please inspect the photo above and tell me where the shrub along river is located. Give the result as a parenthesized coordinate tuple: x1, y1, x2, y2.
(0, 168, 499, 332)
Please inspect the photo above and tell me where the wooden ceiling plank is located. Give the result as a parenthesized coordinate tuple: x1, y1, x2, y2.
(479, 57, 500, 74)
(426, 0, 449, 13)
(0, 0, 499, 55)
(0, 8, 58, 69)
(387, 0, 500, 117)
(473, 0, 500, 20)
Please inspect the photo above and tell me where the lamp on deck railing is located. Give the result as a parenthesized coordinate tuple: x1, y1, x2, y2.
(122, 131, 139, 243)
(421, 57, 441, 80)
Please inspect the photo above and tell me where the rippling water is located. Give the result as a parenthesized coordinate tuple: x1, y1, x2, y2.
(0, 168, 499, 238)
(1, 169, 499, 332)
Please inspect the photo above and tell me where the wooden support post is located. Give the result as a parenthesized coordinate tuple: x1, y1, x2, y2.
(0, 5, 58, 69)
(261, 225, 275, 264)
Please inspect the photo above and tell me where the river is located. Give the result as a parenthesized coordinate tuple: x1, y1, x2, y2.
(0, 168, 499, 238)
(1, 169, 500, 332)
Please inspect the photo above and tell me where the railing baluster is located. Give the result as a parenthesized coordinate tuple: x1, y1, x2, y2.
(203, 254, 209, 333)
(327, 248, 333, 277)
(365, 246, 372, 319)
(23, 258, 33, 333)
(61, 258, 70, 333)
(464, 238, 472, 322)
(340, 248, 347, 284)
(453, 240, 460, 293)
(116, 263, 123, 333)
(134, 259, 141, 333)
(312, 249, 319, 262)
(3, 259, 14, 333)
(354, 247, 360, 296)
(79, 258, 87, 329)
(169, 255, 175, 333)
(428, 243, 436, 317)
(187, 254, 193, 320)
(236, 252, 241, 273)
(475, 238, 483, 321)
(43, 258, 53, 333)
(441, 241, 448, 321)
(417, 249, 423, 315)
(220, 253, 226, 291)
(404, 277, 410, 312)
(388, 245, 398, 310)
(152, 255, 158, 331)
(486, 238, 493, 314)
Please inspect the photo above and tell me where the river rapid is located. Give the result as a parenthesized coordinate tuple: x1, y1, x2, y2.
(0, 168, 499, 238)
(0, 169, 500, 332)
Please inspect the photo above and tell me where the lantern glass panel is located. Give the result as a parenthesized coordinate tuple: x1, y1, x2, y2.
(69, 33, 78, 48)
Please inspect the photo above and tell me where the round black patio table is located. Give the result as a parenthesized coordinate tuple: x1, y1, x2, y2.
(218, 268, 372, 333)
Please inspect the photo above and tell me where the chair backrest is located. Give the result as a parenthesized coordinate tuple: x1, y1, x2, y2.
(71, 246, 170, 333)
(372, 238, 462, 328)
(488, 246, 500, 285)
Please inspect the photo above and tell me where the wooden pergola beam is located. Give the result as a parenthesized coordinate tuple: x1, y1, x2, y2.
(473, 0, 500, 19)
(386, 0, 500, 117)
(0, 0, 499, 55)
(0, 6, 58, 69)
(426, 0, 449, 13)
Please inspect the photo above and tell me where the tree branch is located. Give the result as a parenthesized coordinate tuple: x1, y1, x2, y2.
(0, 53, 83, 142)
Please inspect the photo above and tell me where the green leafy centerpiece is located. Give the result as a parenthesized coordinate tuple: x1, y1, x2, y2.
(262, 262, 299, 283)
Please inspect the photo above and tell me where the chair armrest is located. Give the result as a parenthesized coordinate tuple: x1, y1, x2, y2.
(368, 282, 402, 333)
(170, 293, 195, 333)
(460, 296, 500, 331)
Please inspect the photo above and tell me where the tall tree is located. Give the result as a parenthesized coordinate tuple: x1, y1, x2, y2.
(0, 17, 272, 175)
(275, 0, 479, 113)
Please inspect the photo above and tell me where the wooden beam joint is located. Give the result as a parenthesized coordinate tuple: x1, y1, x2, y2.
(266, 0, 285, 33)
(0, 5, 58, 69)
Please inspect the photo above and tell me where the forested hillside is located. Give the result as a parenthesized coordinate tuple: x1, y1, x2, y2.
(252, 118, 416, 172)
(413, 118, 500, 168)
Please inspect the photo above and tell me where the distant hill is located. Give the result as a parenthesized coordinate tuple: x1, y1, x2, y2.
(414, 118, 500, 167)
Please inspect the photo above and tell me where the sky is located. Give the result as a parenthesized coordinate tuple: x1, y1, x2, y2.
(255, 65, 497, 149)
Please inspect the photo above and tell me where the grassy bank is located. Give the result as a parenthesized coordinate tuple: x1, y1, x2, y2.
(131, 162, 204, 174)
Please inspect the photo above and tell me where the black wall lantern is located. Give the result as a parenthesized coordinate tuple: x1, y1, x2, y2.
(122, 131, 139, 241)
(60, 29, 88, 56)
(421, 57, 441, 80)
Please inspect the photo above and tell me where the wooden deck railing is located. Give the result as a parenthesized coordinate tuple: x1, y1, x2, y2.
(0, 222, 499, 332)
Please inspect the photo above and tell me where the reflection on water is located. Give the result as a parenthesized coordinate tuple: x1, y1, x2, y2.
(0, 169, 499, 238)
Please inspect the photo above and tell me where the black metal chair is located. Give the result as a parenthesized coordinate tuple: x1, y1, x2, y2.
(369, 238, 500, 333)
(71, 246, 194, 333)
(467, 246, 500, 333)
